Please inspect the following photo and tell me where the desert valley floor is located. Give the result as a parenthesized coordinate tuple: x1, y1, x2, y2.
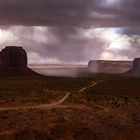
(0, 72, 139, 140)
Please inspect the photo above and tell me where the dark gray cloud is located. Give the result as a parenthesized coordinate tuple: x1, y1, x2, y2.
(0, 1, 140, 64)
(0, 0, 140, 27)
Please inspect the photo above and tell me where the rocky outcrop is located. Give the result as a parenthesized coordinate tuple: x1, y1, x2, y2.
(88, 60, 101, 73)
(133, 58, 140, 69)
(0, 46, 39, 77)
(0, 46, 27, 68)
(88, 60, 132, 73)
(126, 58, 140, 76)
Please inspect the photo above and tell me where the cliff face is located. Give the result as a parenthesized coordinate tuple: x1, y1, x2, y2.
(133, 58, 140, 69)
(126, 58, 140, 76)
(88, 60, 132, 73)
(0, 46, 27, 68)
(0, 46, 39, 77)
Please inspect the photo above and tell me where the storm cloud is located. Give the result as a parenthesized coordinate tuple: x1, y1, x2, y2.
(0, 26, 140, 64)
(0, 26, 107, 63)
(0, 0, 140, 27)
(0, 0, 140, 64)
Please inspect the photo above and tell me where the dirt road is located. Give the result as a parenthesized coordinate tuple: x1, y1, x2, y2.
(0, 93, 71, 111)
(78, 80, 105, 93)
(0, 80, 105, 111)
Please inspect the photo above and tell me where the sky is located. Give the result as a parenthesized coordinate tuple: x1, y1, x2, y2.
(0, 0, 140, 64)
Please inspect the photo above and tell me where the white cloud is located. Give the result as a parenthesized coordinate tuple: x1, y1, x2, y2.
(100, 51, 129, 60)
(0, 29, 17, 44)
(0, 26, 140, 64)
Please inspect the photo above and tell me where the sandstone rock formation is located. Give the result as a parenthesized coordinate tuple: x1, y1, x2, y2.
(0, 46, 39, 77)
(88, 60, 102, 73)
(133, 58, 140, 69)
(0, 46, 27, 68)
(126, 58, 140, 76)
(88, 60, 132, 73)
